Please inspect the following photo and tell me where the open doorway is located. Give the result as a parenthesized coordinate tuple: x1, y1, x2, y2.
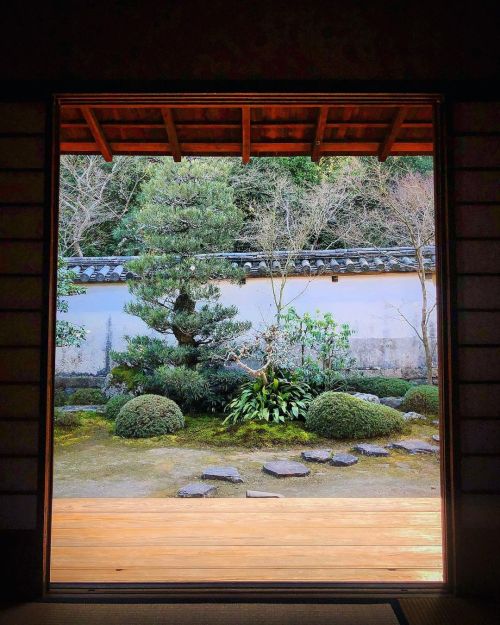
(49, 94, 444, 587)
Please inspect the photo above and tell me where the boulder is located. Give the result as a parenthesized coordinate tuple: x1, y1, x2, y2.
(402, 411, 426, 421)
(301, 449, 331, 463)
(351, 392, 380, 403)
(330, 453, 358, 467)
(353, 443, 389, 457)
(246, 490, 284, 498)
(263, 460, 310, 478)
(380, 396, 403, 409)
(201, 466, 244, 483)
(177, 483, 217, 498)
(388, 439, 439, 454)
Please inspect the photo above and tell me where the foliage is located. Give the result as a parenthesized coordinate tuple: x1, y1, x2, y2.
(109, 365, 145, 392)
(305, 391, 405, 439)
(341, 376, 413, 398)
(68, 387, 107, 405)
(104, 395, 132, 420)
(115, 394, 184, 438)
(54, 409, 81, 428)
(53, 411, 114, 447)
(56, 258, 87, 348)
(401, 384, 439, 416)
(199, 368, 251, 412)
(152, 366, 209, 410)
(54, 389, 69, 406)
(224, 373, 312, 425)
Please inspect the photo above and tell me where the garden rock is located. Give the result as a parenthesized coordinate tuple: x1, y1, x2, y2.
(388, 439, 439, 454)
(432, 434, 440, 443)
(432, 420, 439, 426)
(353, 443, 389, 457)
(263, 460, 311, 478)
(330, 453, 358, 467)
(380, 396, 403, 409)
(201, 466, 244, 483)
(59, 405, 105, 413)
(246, 490, 284, 498)
(301, 449, 331, 463)
(177, 483, 217, 498)
(351, 392, 380, 403)
(402, 411, 426, 421)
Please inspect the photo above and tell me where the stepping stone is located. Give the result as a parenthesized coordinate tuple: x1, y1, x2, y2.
(246, 490, 284, 498)
(388, 439, 439, 454)
(380, 396, 403, 409)
(201, 466, 244, 483)
(353, 443, 390, 457)
(177, 483, 217, 498)
(263, 460, 310, 478)
(432, 434, 440, 443)
(330, 453, 358, 467)
(402, 411, 426, 421)
(59, 404, 105, 413)
(301, 449, 331, 463)
(351, 392, 380, 403)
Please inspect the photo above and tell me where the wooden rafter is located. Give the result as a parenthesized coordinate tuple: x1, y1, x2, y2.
(311, 106, 329, 162)
(161, 108, 181, 162)
(80, 107, 113, 162)
(378, 106, 409, 162)
(241, 107, 251, 164)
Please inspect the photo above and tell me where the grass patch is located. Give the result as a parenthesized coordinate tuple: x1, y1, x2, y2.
(54, 411, 113, 447)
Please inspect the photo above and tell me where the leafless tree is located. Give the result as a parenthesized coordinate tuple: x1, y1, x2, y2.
(59, 155, 146, 256)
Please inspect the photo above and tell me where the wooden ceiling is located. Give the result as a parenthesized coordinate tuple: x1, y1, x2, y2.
(59, 97, 434, 162)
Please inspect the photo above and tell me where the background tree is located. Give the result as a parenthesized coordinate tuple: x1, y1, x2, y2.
(56, 259, 86, 347)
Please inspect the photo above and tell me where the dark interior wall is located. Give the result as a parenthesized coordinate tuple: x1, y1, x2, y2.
(0, 0, 498, 600)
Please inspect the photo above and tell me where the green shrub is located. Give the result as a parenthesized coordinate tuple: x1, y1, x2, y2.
(54, 389, 68, 406)
(109, 365, 144, 392)
(115, 394, 184, 438)
(401, 385, 439, 416)
(305, 391, 405, 439)
(201, 368, 250, 412)
(68, 387, 106, 405)
(104, 394, 132, 420)
(339, 376, 413, 398)
(54, 409, 81, 428)
(224, 374, 312, 425)
(153, 366, 209, 410)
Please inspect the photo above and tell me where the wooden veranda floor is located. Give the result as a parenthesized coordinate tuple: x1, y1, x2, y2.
(50, 498, 443, 584)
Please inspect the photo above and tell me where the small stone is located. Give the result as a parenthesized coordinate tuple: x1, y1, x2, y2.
(201, 466, 243, 483)
(177, 483, 217, 498)
(402, 411, 426, 421)
(263, 460, 310, 478)
(353, 443, 390, 457)
(432, 420, 439, 426)
(330, 453, 358, 467)
(380, 396, 403, 409)
(432, 434, 440, 443)
(389, 439, 439, 454)
(301, 449, 331, 463)
(246, 490, 284, 498)
(351, 392, 380, 403)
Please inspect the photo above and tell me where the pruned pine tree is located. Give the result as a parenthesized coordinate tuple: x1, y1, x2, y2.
(123, 158, 251, 370)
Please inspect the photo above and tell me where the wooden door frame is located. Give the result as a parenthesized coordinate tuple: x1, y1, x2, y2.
(42, 91, 455, 600)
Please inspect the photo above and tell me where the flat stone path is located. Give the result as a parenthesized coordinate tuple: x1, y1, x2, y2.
(201, 466, 244, 483)
(178, 483, 217, 498)
(353, 443, 390, 457)
(263, 460, 311, 478)
(389, 440, 439, 454)
(330, 453, 358, 467)
(301, 449, 331, 463)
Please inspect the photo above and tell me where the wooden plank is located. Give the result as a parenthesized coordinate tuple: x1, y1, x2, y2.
(0, 102, 46, 133)
(454, 171, 500, 203)
(0, 137, 45, 170)
(0, 171, 45, 203)
(461, 420, 500, 454)
(0, 421, 39, 454)
(52, 497, 441, 513)
(0, 277, 43, 309)
(456, 276, 500, 310)
(161, 108, 181, 162)
(50, 567, 443, 583)
(458, 347, 500, 382)
(0, 241, 44, 274)
(241, 107, 251, 164)
(455, 205, 500, 238)
(453, 136, 500, 168)
(453, 102, 500, 133)
(311, 106, 329, 162)
(0, 206, 44, 239)
(0, 457, 38, 491)
(0, 495, 37, 530)
(456, 240, 500, 274)
(458, 383, 500, 418)
(378, 107, 408, 161)
(461, 457, 500, 492)
(457, 311, 500, 345)
(80, 107, 113, 162)
(0, 312, 41, 346)
(0, 348, 41, 383)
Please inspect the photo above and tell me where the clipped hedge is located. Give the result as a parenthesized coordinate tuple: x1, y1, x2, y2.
(337, 376, 413, 398)
(54, 409, 81, 428)
(401, 385, 439, 416)
(69, 387, 106, 405)
(104, 394, 132, 420)
(115, 394, 184, 438)
(305, 391, 405, 439)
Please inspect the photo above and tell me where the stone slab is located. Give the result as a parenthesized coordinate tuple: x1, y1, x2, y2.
(402, 411, 426, 421)
(263, 460, 311, 478)
(177, 483, 217, 498)
(301, 449, 331, 463)
(380, 397, 403, 409)
(351, 392, 380, 403)
(389, 439, 439, 454)
(330, 453, 359, 467)
(246, 490, 284, 498)
(353, 443, 390, 457)
(201, 466, 244, 483)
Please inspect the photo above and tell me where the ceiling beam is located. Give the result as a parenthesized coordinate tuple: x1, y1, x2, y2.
(378, 106, 408, 162)
(311, 106, 329, 162)
(81, 107, 113, 162)
(241, 107, 251, 164)
(161, 108, 181, 162)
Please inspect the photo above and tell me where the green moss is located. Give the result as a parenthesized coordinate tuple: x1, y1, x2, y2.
(401, 385, 439, 416)
(54, 411, 113, 447)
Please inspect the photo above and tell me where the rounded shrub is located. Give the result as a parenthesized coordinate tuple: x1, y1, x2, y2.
(341, 376, 413, 398)
(115, 394, 184, 438)
(69, 387, 106, 405)
(401, 385, 439, 416)
(54, 408, 81, 428)
(104, 394, 132, 421)
(54, 388, 68, 406)
(305, 391, 405, 439)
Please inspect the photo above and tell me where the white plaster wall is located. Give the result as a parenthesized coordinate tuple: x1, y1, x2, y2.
(55, 274, 437, 376)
